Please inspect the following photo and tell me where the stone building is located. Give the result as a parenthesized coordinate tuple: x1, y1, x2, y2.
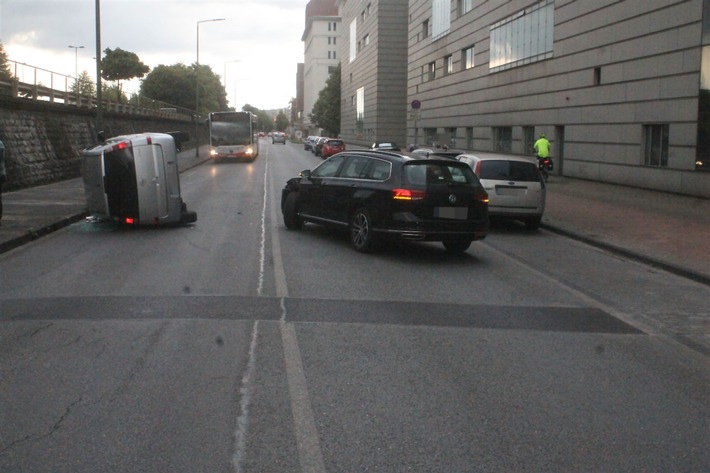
(408, 0, 709, 197)
(338, 0, 409, 147)
(302, 0, 341, 135)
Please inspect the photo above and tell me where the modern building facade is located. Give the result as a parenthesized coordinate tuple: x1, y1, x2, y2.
(338, 0, 409, 147)
(407, 0, 710, 197)
(302, 0, 341, 135)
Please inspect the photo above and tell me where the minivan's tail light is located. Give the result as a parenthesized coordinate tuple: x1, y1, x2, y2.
(392, 189, 426, 201)
(111, 141, 129, 152)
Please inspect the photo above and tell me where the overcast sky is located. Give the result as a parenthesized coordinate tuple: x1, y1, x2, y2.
(0, 0, 309, 111)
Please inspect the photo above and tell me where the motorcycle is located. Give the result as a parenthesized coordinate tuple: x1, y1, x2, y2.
(537, 156, 553, 181)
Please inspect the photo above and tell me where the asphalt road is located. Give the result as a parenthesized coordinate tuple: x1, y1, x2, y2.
(0, 139, 708, 472)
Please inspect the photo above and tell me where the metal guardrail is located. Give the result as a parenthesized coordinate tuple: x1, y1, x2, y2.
(1, 59, 194, 120)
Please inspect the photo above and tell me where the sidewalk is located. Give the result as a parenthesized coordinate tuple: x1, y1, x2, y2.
(1, 159, 708, 286)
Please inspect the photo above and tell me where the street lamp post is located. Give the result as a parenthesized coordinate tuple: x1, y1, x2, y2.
(195, 18, 225, 158)
(224, 59, 241, 107)
(68, 45, 84, 88)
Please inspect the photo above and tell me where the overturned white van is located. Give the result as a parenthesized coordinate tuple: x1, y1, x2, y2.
(81, 131, 197, 226)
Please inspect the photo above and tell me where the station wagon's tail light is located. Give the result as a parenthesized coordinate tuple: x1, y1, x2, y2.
(392, 188, 426, 201)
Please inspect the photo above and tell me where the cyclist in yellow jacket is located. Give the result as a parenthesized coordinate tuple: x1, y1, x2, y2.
(533, 133, 551, 181)
(534, 133, 550, 159)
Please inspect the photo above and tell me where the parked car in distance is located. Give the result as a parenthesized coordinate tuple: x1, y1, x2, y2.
(371, 142, 402, 152)
(281, 150, 490, 253)
(321, 138, 345, 158)
(457, 152, 545, 229)
(313, 137, 328, 156)
(304, 136, 317, 151)
(272, 132, 287, 144)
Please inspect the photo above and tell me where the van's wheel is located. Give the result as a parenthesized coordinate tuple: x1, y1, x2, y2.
(442, 237, 472, 253)
(350, 208, 376, 252)
(283, 192, 302, 230)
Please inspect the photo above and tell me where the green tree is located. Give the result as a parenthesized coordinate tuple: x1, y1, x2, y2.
(243, 104, 274, 132)
(310, 63, 341, 136)
(71, 70, 96, 97)
(101, 47, 149, 103)
(102, 83, 127, 103)
(0, 42, 12, 82)
(140, 62, 226, 113)
(195, 63, 227, 113)
(275, 110, 290, 132)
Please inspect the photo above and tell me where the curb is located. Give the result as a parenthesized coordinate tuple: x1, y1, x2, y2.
(541, 222, 710, 287)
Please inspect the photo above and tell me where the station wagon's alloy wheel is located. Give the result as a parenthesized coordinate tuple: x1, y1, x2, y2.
(350, 208, 375, 252)
(283, 192, 302, 230)
(442, 237, 472, 253)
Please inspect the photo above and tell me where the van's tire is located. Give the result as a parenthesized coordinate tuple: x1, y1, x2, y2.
(350, 208, 376, 252)
(283, 192, 302, 230)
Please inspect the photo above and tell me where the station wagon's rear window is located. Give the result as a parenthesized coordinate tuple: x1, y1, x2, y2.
(480, 160, 539, 182)
(404, 162, 478, 186)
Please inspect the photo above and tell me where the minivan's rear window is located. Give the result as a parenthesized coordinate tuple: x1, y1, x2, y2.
(480, 160, 539, 182)
(404, 162, 479, 186)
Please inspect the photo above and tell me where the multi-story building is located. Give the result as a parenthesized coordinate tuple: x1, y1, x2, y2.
(302, 0, 341, 135)
(338, 0, 409, 147)
(408, 0, 709, 197)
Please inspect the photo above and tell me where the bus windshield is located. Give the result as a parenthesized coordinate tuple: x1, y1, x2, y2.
(210, 121, 251, 146)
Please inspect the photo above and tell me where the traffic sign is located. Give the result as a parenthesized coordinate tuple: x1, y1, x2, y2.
(411, 100, 421, 110)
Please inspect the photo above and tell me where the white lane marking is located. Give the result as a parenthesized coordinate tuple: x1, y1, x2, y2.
(257, 153, 269, 297)
(267, 150, 327, 472)
(279, 298, 327, 473)
(232, 320, 260, 473)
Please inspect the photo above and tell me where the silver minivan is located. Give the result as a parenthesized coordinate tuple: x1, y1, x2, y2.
(81, 132, 197, 226)
(457, 152, 545, 229)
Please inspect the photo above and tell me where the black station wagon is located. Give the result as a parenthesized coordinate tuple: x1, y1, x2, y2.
(281, 150, 490, 253)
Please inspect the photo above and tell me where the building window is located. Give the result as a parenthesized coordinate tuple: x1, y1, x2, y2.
(466, 127, 474, 149)
(463, 45, 475, 70)
(350, 19, 357, 62)
(356, 87, 365, 135)
(428, 62, 436, 81)
(644, 124, 669, 167)
(422, 19, 430, 39)
(594, 67, 601, 85)
(364, 34, 370, 46)
(446, 127, 457, 147)
(425, 128, 438, 146)
(523, 126, 535, 154)
(332, 51, 336, 59)
(459, 0, 474, 16)
(490, 0, 554, 72)
(432, 0, 451, 40)
(493, 127, 513, 153)
(444, 55, 453, 75)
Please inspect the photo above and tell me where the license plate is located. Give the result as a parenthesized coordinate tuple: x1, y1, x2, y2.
(496, 186, 525, 196)
(434, 207, 468, 219)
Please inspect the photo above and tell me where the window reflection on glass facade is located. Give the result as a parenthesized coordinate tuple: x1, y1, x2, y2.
(696, 0, 710, 171)
(489, 0, 554, 72)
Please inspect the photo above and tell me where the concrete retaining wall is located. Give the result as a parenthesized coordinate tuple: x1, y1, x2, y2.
(0, 96, 205, 191)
